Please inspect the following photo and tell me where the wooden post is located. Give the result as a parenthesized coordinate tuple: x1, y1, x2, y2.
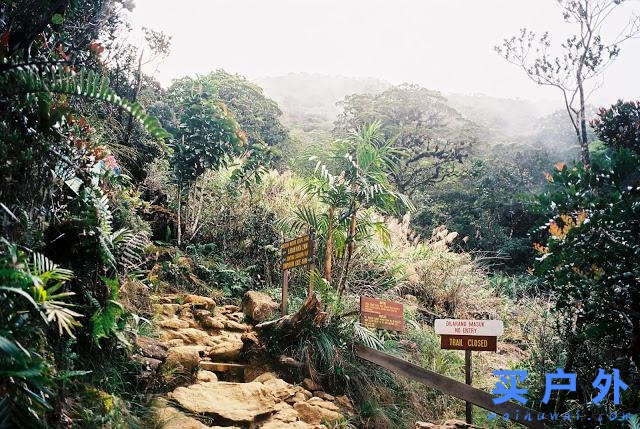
(465, 349, 472, 424)
(307, 231, 316, 295)
(281, 269, 289, 316)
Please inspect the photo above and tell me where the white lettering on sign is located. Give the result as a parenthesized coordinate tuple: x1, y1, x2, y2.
(434, 319, 503, 336)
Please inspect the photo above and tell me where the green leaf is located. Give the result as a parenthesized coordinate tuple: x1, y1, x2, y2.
(51, 13, 64, 25)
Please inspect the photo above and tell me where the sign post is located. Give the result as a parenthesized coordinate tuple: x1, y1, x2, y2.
(280, 233, 315, 315)
(435, 318, 504, 425)
(465, 349, 472, 423)
(281, 269, 289, 315)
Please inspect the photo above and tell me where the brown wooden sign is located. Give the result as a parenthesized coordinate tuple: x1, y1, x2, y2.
(281, 234, 312, 270)
(440, 334, 497, 352)
(360, 296, 404, 331)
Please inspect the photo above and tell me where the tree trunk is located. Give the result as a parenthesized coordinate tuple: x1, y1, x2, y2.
(338, 208, 357, 296)
(577, 74, 591, 167)
(124, 48, 144, 145)
(324, 206, 335, 283)
(255, 292, 329, 334)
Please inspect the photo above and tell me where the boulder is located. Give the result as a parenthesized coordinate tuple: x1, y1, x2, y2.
(242, 291, 278, 322)
(155, 407, 209, 429)
(158, 303, 180, 317)
(184, 294, 216, 310)
(334, 395, 354, 413)
(293, 399, 342, 425)
(154, 406, 211, 429)
(174, 328, 217, 346)
(169, 381, 276, 423)
(306, 397, 339, 411)
(201, 316, 225, 330)
(207, 332, 244, 360)
(285, 391, 309, 405)
(132, 354, 162, 371)
(313, 391, 334, 402)
(252, 372, 277, 383)
(159, 318, 190, 330)
(135, 336, 168, 360)
(256, 402, 321, 429)
(196, 370, 218, 383)
(163, 346, 201, 373)
(224, 319, 252, 332)
(260, 377, 298, 401)
(302, 378, 322, 392)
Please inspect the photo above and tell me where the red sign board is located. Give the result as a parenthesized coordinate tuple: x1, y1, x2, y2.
(440, 334, 497, 352)
(360, 296, 404, 331)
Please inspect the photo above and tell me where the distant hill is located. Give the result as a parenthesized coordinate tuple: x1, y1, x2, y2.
(255, 73, 577, 152)
(256, 73, 390, 131)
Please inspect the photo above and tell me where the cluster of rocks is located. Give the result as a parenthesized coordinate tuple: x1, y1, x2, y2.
(157, 371, 353, 428)
(133, 291, 352, 428)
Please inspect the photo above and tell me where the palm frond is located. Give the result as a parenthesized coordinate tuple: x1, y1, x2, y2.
(43, 299, 83, 338)
(353, 321, 385, 350)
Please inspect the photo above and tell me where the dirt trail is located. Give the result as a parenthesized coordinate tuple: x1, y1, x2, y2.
(135, 292, 352, 429)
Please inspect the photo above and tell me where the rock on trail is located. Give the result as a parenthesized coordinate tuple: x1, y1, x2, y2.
(134, 291, 350, 428)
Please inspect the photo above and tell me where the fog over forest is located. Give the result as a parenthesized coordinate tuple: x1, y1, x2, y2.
(130, 0, 640, 104)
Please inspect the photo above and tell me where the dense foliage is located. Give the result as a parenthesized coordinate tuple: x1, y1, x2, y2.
(530, 101, 640, 417)
(412, 144, 550, 271)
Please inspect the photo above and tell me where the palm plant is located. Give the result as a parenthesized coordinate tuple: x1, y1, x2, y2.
(334, 123, 413, 295)
(305, 122, 413, 296)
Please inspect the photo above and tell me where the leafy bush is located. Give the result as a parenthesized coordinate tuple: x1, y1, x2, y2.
(591, 100, 640, 154)
(0, 240, 80, 426)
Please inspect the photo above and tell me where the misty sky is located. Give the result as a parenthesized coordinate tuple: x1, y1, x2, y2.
(130, 0, 640, 105)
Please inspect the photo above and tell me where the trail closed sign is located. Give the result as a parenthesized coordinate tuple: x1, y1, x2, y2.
(434, 319, 503, 337)
(440, 334, 497, 352)
(434, 318, 504, 424)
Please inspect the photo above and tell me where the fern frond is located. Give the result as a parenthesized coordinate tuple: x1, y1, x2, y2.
(110, 228, 148, 271)
(0, 64, 170, 140)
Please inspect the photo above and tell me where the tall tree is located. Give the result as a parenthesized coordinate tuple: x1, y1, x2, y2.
(496, 0, 640, 167)
(328, 122, 413, 295)
(203, 70, 288, 149)
(161, 77, 245, 245)
(334, 84, 477, 197)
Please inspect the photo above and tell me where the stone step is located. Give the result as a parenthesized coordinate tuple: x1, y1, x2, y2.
(200, 361, 246, 373)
